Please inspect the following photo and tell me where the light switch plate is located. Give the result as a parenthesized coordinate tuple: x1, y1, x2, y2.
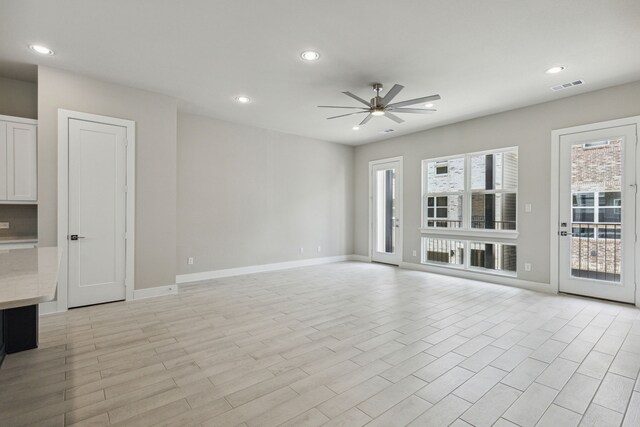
(525, 203, 532, 213)
(0, 222, 9, 229)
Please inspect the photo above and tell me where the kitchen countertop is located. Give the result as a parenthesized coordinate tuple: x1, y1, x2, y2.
(0, 247, 60, 310)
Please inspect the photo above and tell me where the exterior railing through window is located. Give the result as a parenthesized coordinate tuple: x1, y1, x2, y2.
(570, 222, 621, 282)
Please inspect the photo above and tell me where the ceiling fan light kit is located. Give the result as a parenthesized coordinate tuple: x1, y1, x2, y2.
(318, 83, 440, 127)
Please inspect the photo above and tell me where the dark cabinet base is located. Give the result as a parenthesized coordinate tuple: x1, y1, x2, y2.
(0, 304, 39, 366)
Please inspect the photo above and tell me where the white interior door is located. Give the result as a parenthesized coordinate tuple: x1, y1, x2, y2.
(558, 124, 637, 303)
(371, 158, 403, 265)
(68, 118, 127, 308)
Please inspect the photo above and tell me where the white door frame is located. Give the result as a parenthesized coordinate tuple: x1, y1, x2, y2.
(55, 109, 136, 312)
(369, 156, 403, 264)
(551, 115, 639, 307)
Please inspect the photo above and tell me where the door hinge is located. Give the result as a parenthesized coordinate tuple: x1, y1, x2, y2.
(124, 185, 128, 193)
(124, 139, 128, 147)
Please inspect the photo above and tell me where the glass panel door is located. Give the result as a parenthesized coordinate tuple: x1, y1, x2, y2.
(371, 158, 403, 265)
(558, 125, 636, 303)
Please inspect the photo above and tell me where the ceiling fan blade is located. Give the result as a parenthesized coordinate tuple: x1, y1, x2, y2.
(388, 94, 441, 109)
(342, 91, 371, 106)
(387, 108, 436, 114)
(318, 106, 369, 109)
(385, 112, 405, 124)
(380, 84, 404, 106)
(327, 111, 368, 120)
(359, 113, 373, 126)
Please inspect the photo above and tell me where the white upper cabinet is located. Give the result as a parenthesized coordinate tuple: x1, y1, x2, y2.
(0, 121, 6, 200)
(0, 115, 38, 202)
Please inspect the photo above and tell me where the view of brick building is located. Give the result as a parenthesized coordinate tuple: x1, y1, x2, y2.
(570, 139, 622, 281)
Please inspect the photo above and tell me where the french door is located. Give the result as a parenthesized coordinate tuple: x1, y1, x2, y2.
(371, 157, 403, 265)
(558, 124, 637, 303)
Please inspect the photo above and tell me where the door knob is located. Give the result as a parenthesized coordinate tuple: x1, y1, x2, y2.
(69, 235, 86, 240)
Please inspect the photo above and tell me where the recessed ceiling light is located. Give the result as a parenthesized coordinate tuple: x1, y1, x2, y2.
(235, 96, 251, 104)
(300, 50, 320, 61)
(424, 103, 434, 108)
(352, 126, 360, 130)
(546, 66, 566, 74)
(29, 44, 54, 55)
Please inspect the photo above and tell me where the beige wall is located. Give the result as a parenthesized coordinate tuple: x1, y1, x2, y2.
(177, 113, 354, 275)
(354, 80, 640, 285)
(38, 66, 177, 289)
(0, 76, 37, 119)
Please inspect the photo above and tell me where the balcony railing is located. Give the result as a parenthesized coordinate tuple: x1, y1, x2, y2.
(426, 219, 462, 228)
(471, 216, 516, 230)
(570, 223, 621, 282)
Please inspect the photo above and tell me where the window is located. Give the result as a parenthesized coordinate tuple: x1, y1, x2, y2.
(470, 151, 518, 230)
(435, 161, 449, 176)
(583, 140, 609, 149)
(426, 195, 463, 228)
(424, 157, 464, 228)
(571, 191, 621, 240)
(421, 147, 519, 275)
(422, 238, 464, 265)
(469, 242, 517, 273)
(423, 148, 518, 233)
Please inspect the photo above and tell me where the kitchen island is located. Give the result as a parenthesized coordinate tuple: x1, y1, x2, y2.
(0, 247, 60, 366)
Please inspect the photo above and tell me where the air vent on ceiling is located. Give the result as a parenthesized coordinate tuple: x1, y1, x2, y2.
(381, 128, 395, 134)
(551, 80, 585, 92)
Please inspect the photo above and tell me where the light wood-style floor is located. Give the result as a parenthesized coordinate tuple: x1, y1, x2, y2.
(1, 262, 639, 426)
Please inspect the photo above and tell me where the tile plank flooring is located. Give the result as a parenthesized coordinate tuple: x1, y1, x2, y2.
(1, 261, 639, 426)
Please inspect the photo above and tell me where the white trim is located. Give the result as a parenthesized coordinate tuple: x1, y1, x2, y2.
(420, 228, 519, 240)
(134, 285, 177, 300)
(399, 261, 554, 294)
(0, 114, 38, 125)
(551, 115, 640, 306)
(39, 301, 63, 315)
(57, 110, 136, 312)
(0, 242, 38, 250)
(369, 156, 404, 265)
(177, 255, 352, 284)
(349, 254, 371, 262)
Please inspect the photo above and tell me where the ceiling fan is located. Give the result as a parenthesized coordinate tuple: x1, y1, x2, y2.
(319, 83, 441, 126)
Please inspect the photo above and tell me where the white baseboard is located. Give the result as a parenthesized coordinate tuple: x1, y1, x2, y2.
(348, 254, 371, 262)
(399, 261, 555, 294)
(177, 255, 357, 284)
(133, 285, 178, 300)
(39, 301, 65, 315)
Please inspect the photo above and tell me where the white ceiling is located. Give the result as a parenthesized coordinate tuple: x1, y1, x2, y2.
(1, 0, 639, 145)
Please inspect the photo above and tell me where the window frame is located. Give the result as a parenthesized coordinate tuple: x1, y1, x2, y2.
(421, 236, 518, 277)
(421, 147, 519, 240)
(571, 190, 622, 241)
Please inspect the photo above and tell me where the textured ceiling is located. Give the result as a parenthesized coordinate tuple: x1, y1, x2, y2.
(1, 0, 639, 145)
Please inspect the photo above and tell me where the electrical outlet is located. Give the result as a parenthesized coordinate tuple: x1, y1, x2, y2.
(317, 246, 321, 253)
(187, 257, 194, 265)
(300, 247, 304, 254)
(412, 250, 417, 257)
(524, 263, 532, 272)
(0, 222, 9, 229)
